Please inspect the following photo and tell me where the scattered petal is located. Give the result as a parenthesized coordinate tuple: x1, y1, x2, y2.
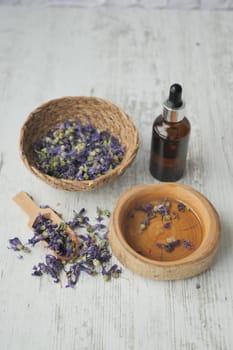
(32, 254, 63, 283)
(8, 237, 24, 251)
(11, 204, 121, 288)
(177, 201, 186, 212)
(8, 237, 31, 253)
(163, 222, 171, 229)
(182, 240, 194, 249)
(156, 239, 180, 252)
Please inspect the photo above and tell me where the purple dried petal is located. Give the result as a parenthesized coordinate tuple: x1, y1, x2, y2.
(170, 239, 180, 248)
(30, 214, 78, 258)
(33, 120, 125, 181)
(177, 202, 186, 212)
(107, 264, 122, 275)
(65, 263, 81, 288)
(92, 223, 107, 231)
(96, 215, 104, 222)
(8, 237, 30, 253)
(157, 204, 169, 216)
(28, 234, 44, 247)
(8, 237, 24, 251)
(101, 264, 122, 280)
(156, 239, 180, 252)
(163, 222, 171, 229)
(67, 208, 89, 229)
(99, 249, 112, 264)
(32, 254, 63, 283)
(182, 240, 194, 249)
(165, 244, 174, 252)
(79, 263, 94, 275)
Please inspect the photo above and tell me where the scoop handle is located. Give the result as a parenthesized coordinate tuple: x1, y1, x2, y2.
(13, 192, 40, 227)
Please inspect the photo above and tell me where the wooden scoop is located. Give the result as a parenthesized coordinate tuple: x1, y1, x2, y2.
(13, 191, 79, 261)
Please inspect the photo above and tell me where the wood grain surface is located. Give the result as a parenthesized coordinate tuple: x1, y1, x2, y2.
(0, 6, 233, 350)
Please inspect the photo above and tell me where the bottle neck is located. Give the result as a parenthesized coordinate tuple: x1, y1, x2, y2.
(162, 102, 186, 122)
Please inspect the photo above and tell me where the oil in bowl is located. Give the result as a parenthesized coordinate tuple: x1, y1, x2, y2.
(109, 183, 220, 280)
(124, 198, 203, 262)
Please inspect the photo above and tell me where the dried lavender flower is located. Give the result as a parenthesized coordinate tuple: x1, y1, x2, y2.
(29, 214, 77, 259)
(182, 239, 194, 249)
(101, 264, 122, 281)
(11, 204, 121, 288)
(63, 207, 121, 287)
(156, 237, 194, 253)
(9, 237, 24, 251)
(163, 222, 171, 229)
(32, 254, 63, 283)
(39, 205, 50, 209)
(65, 263, 81, 288)
(67, 208, 89, 229)
(33, 120, 125, 181)
(8, 237, 31, 253)
(156, 238, 180, 252)
(177, 201, 186, 212)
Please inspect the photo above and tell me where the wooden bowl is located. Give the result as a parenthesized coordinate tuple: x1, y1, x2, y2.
(20, 96, 139, 191)
(109, 183, 220, 280)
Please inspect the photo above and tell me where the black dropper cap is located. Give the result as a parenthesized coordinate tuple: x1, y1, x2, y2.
(166, 83, 183, 109)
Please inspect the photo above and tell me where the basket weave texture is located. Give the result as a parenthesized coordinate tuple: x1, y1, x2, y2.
(20, 96, 139, 191)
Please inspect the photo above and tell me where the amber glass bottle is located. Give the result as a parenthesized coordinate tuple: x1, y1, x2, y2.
(149, 84, 191, 182)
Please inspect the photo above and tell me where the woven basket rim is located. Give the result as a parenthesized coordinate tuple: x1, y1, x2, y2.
(20, 96, 139, 191)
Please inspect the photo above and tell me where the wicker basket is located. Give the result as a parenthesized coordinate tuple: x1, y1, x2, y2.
(20, 96, 139, 191)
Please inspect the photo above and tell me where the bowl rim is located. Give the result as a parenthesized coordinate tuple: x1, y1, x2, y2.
(111, 182, 221, 268)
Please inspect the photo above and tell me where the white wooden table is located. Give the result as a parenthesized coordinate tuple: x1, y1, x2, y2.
(0, 6, 233, 350)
